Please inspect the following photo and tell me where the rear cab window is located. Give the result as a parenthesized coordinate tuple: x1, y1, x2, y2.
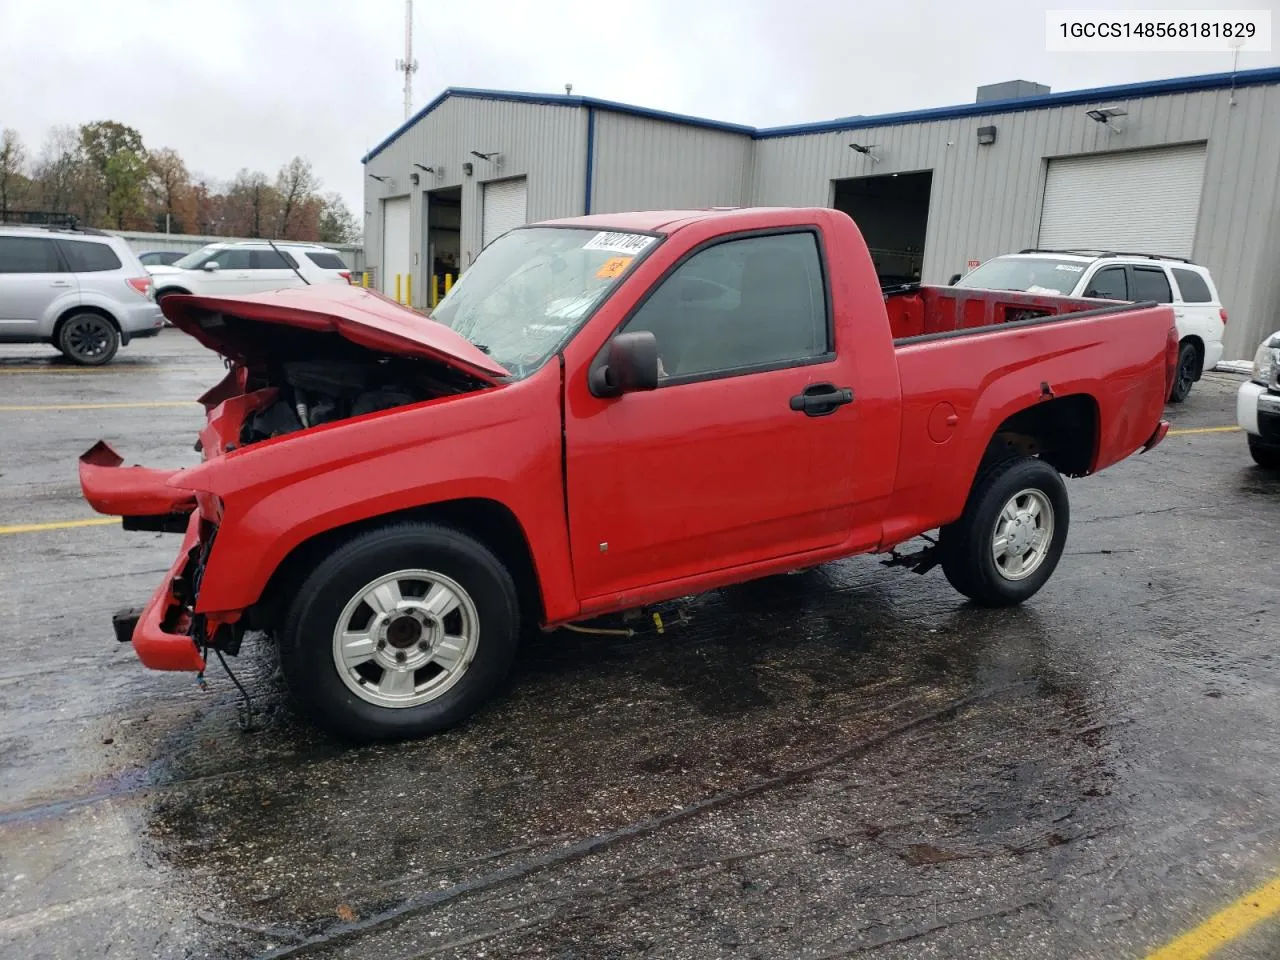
(0, 236, 64, 273)
(56, 239, 123, 273)
(1172, 267, 1214, 303)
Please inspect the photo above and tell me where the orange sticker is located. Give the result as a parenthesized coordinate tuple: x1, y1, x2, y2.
(595, 256, 633, 279)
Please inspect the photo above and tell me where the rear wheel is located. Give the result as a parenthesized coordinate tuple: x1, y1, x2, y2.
(277, 523, 520, 742)
(1249, 436, 1280, 470)
(57, 312, 119, 365)
(1167, 341, 1198, 403)
(938, 456, 1069, 607)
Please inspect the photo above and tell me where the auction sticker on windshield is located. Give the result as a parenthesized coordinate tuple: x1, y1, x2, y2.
(582, 232, 656, 255)
(595, 256, 633, 279)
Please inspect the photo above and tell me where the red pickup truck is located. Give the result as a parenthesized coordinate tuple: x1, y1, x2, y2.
(79, 207, 1176, 741)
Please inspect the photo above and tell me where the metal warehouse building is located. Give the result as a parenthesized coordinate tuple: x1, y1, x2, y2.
(362, 66, 1280, 359)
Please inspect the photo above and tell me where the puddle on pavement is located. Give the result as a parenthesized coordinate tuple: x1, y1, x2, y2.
(133, 560, 1123, 954)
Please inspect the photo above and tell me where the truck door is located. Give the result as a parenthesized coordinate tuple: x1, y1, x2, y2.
(564, 228, 862, 601)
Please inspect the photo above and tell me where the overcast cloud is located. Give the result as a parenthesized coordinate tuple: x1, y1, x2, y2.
(1, 0, 1275, 227)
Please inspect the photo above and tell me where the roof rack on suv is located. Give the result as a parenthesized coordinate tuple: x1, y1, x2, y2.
(0, 222, 110, 237)
(1017, 247, 1195, 264)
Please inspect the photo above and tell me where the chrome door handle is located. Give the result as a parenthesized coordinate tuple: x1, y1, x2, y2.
(50, 280, 72, 287)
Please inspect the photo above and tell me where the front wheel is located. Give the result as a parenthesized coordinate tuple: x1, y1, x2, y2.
(938, 456, 1070, 607)
(1249, 436, 1280, 471)
(1167, 341, 1198, 403)
(277, 522, 520, 742)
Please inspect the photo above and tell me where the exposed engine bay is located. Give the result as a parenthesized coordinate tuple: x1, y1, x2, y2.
(237, 334, 488, 447)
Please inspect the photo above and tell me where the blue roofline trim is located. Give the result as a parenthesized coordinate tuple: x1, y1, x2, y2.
(755, 65, 1280, 138)
(361, 87, 754, 163)
(361, 66, 1280, 163)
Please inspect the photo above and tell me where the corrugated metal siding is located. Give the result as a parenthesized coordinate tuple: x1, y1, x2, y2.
(751, 84, 1280, 358)
(363, 97, 586, 308)
(589, 113, 752, 213)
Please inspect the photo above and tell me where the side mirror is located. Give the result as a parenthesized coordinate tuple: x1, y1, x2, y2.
(202, 261, 221, 272)
(588, 331, 660, 398)
(948, 273, 962, 285)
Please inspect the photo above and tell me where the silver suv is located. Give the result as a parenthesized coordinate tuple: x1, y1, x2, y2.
(0, 225, 165, 365)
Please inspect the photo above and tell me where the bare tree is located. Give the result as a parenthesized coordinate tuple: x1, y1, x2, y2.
(0, 129, 27, 222)
(148, 147, 192, 232)
(224, 169, 278, 238)
(274, 156, 319, 238)
(31, 126, 82, 216)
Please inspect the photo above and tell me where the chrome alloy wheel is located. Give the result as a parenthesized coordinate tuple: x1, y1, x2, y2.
(990, 488, 1054, 581)
(331, 569, 479, 708)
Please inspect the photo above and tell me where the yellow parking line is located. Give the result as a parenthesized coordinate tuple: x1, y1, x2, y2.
(1146, 874, 1280, 959)
(0, 518, 117, 535)
(0, 367, 133, 374)
(1167, 426, 1241, 437)
(0, 401, 196, 412)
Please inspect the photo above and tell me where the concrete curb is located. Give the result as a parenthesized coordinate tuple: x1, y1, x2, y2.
(1214, 361, 1253, 376)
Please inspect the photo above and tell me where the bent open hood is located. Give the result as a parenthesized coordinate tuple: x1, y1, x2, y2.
(161, 285, 511, 385)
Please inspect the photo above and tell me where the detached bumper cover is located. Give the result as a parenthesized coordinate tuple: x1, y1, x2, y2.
(78, 440, 207, 671)
(1141, 419, 1171, 453)
(78, 441, 196, 517)
(130, 512, 207, 671)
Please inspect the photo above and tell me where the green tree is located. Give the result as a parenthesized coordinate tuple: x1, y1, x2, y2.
(318, 192, 360, 243)
(105, 149, 149, 229)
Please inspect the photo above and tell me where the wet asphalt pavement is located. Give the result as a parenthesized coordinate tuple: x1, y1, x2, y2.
(1, 331, 1278, 960)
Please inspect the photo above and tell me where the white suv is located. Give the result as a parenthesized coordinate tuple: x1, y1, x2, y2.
(954, 249, 1227, 402)
(1238, 329, 1280, 470)
(148, 241, 353, 304)
(0, 224, 165, 365)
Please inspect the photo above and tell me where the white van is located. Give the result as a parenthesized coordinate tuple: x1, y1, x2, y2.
(953, 250, 1227, 402)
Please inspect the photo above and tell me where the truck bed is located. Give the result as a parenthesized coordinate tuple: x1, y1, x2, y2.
(883, 284, 1113, 342)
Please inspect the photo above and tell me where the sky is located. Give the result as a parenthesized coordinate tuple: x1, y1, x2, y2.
(1, 0, 1276, 232)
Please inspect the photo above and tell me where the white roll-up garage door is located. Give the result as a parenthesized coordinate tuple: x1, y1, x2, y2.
(482, 177, 528, 249)
(381, 196, 412, 299)
(1037, 143, 1207, 258)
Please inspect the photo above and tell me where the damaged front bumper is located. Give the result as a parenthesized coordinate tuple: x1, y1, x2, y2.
(78, 441, 224, 672)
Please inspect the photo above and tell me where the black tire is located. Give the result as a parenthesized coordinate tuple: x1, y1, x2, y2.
(938, 456, 1070, 607)
(57, 312, 119, 365)
(1167, 341, 1198, 403)
(277, 522, 520, 742)
(1249, 437, 1280, 471)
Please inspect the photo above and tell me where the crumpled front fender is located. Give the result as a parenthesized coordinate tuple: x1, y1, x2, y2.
(78, 441, 197, 517)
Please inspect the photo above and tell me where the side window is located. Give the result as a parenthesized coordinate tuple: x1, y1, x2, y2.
(622, 232, 829, 380)
(305, 251, 348, 270)
(1083, 266, 1128, 300)
(1172, 267, 1213, 303)
(1131, 266, 1173, 303)
(57, 239, 122, 273)
(0, 236, 63, 274)
(250, 249, 298, 269)
(209, 249, 253, 269)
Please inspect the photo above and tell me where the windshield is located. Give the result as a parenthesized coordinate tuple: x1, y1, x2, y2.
(954, 256, 1087, 295)
(429, 227, 657, 378)
(171, 245, 223, 270)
